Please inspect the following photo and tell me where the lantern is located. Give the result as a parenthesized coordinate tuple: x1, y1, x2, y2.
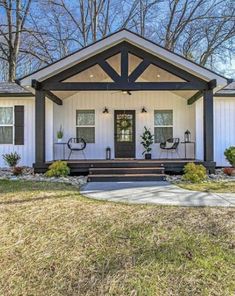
(106, 147, 111, 160)
(184, 130, 191, 143)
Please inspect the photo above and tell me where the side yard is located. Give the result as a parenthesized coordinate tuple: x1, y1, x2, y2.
(0, 180, 234, 296)
(177, 181, 235, 193)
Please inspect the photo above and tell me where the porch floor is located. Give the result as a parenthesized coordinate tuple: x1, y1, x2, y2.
(34, 159, 216, 175)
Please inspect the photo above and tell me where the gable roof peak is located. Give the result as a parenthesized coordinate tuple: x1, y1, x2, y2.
(19, 28, 228, 87)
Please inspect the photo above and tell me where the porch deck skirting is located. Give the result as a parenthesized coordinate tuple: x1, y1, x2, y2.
(33, 159, 216, 174)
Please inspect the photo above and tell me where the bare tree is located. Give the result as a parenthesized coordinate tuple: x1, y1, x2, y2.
(0, 0, 234, 81)
(49, 0, 116, 46)
(159, 0, 235, 68)
(0, 0, 32, 81)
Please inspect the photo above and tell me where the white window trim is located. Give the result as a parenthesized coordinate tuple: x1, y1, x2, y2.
(76, 110, 95, 143)
(0, 106, 14, 145)
(154, 110, 173, 143)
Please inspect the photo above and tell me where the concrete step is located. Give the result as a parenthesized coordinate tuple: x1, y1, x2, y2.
(87, 174, 166, 182)
(89, 167, 165, 175)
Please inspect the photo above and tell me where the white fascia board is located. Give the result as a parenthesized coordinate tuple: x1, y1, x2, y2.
(20, 30, 228, 87)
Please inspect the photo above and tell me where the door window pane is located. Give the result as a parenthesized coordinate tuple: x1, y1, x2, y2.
(116, 114, 133, 142)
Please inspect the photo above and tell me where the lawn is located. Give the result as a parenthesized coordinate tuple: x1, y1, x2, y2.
(177, 181, 235, 193)
(0, 180, 234, 296)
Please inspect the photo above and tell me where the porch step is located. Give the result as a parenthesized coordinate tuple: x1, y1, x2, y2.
(89, 167, 165, 175)
(88, 164, 166, 182)
(87, 173, 166, 182)
(88, 161, 165, 169)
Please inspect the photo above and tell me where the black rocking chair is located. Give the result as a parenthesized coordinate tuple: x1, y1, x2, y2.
(67, 138, 86, 160)
(160, 138, 180, 158)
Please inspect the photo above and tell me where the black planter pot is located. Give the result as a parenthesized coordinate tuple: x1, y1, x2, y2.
(145, 153, 152, 160)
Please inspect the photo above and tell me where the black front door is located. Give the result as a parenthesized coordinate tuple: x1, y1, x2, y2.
(114, 110, 136, 158)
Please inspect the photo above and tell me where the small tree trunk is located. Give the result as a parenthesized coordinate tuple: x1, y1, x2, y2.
(8, 58, 16, 82)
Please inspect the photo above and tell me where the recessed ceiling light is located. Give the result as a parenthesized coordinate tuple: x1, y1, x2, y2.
(157, 74, 161, 78)
(89, 74, 94, 78)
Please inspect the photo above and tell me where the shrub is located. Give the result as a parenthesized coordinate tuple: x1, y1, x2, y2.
(2, 152, 21, 167)
(183, 162, 207, 183)
(45, 161, 70, 177)
(224, 146, 235, 167)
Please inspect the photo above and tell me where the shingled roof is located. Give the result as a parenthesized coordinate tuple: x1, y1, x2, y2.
(215, 81, 235, 97)
(0, 82, 33, 96)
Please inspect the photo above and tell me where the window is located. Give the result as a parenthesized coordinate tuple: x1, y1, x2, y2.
(154, 110, 173, 143)
(0, 107, 13, 144)
(76, 110, 95, 143)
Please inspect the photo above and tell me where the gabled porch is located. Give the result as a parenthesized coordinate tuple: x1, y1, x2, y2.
(18, 30, 225, 176)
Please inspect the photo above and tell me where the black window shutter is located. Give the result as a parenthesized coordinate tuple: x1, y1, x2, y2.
(14, 106, 24, 145)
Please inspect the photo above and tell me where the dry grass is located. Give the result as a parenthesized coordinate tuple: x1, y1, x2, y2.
(0, 180, 234, 296)
(177, 181, 235, 193)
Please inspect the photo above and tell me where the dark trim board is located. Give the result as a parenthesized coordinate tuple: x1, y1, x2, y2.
(0, 93, 33, 97)
(34, 159, 216, 174)
(214, 93, 235, 97)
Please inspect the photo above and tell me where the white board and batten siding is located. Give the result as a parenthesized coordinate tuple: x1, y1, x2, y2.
(0, 93, 234, 167)
(53, 91, 196, 160)
(195, 97, 235, 167)
(0, 97, 53, 167)
(214, 97, 235, 166)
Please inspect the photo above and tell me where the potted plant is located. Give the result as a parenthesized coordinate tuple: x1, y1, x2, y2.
(140, 126, 154, 159)
(224, 146, 235, 175)
(57, 125, 63, 143)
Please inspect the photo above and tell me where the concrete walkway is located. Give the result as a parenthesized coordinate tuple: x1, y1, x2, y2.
(80, 181, 235, 207)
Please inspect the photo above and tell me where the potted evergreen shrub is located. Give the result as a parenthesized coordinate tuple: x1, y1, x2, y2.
(224, 146, 235, 175)
(140, 126, 154, 159)
(57, 125, 64, 143)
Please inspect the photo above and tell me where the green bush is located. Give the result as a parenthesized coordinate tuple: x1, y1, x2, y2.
(224, 146, 235, 167)
(45, 161, 70, 177)
(183, 162, 207, 183)
(2, 152, 21, 167)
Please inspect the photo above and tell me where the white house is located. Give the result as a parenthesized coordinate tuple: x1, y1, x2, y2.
(0, 30, 234, 180)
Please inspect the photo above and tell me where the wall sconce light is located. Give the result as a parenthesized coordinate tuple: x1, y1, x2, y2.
(141, 107, 147, 113)
(103, 107, 109, 114)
